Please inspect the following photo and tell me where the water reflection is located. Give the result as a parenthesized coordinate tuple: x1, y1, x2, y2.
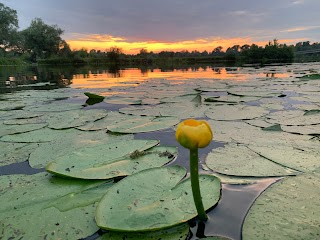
(0, 64, 290, 92)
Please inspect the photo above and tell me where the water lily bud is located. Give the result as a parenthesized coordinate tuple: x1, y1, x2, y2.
(175, 119, 212, 150)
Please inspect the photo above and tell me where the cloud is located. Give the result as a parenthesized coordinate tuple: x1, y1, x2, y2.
(281, 26, 320, 33)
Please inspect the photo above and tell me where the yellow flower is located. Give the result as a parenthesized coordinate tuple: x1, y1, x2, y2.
(175, 119, 212, 150)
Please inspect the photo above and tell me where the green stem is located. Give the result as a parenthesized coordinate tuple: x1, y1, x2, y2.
(190, 148, 208, 221)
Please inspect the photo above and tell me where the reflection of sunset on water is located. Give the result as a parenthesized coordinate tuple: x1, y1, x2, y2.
(70, 67, 290, 89)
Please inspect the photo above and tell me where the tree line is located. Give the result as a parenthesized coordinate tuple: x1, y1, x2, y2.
(1, 3, 319, 66)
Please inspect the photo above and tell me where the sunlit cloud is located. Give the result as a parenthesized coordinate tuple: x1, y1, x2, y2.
(66, 35, 254, 54)
(281, 26, 320, 33)
(66, 34, 307, 54)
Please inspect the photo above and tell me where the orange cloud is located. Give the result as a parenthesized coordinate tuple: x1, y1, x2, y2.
(66, 34, 305, 54)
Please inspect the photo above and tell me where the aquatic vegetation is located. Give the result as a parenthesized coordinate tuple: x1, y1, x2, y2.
(176, 119, 213, 221)
(1, 63, 320, 239)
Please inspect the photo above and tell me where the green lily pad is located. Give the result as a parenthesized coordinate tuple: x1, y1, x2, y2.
(29, 132, 130, 168)
(104, 96, 142, 105)
(98, 223, 190, 240)
(84, 92, 105, 100)
(47, 109, 108, 129)
(3, 116, 47, 125)
(205, 144, 300, 177)
(0, 172, 113, 239)
(205, 105, 268, 120)
(46, 140, 174, 179)
(0, 142, 40, 167)
(298, 73, 320, 80)
(119, 102, 208, 118)
(0, 101, 26, 111)
(0, 123, 47, 137)
(266, 110, 320, 126)
(0, 128, 86, 143)
(248, 145, 320, 172)
(25, 102, 83, 112)
(76, 111, 129, 131)
(281, 124, 320, 135)
(204, 95, 259, 104)
(96, 165, 221, 232)
(242, 173, 320, 240)
(107, 116, 179, 133)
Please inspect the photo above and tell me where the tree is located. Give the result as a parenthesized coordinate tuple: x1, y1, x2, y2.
(106, 46, 123, 63)
(0, 3, 19, 51)
(21, 18, 63, 61)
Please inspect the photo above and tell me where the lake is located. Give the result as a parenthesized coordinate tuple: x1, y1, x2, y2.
(0, 63, 319, 240)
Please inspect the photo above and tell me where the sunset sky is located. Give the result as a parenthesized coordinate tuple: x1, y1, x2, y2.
(3, 0, 320, 54)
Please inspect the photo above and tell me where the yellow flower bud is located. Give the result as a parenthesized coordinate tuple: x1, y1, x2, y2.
(175, 119, 213, 150)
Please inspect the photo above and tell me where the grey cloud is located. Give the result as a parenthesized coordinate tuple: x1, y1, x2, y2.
(3, 0, 320, 43)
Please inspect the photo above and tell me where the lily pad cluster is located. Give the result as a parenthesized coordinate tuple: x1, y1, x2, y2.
(1, 63, 320, 239)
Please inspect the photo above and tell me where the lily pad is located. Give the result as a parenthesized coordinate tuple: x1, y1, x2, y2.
(205, 105, 268, 120)
(98, 223, 190, 240)
(104, 96, 142, 105)
(119, 102, 208, 119)
(0, 142, 40, 167)
(107, 116, 179, 133)
(0, 123, 47, 137)
(84, 92, 105, 100)
(242, 173, 320, 240)
(46, 140, 175, 179)
(205, 143, 300, 177)
(248, 145, 320, 172)
(47, 109, 108, 129)
(76, 111, 129, 131)
(0, 172, 113, 239)
(0, 101, 26, 111)
(0, 128, 86, 143)
(25, 102, 83, 112)
(96, 165, 221, 231)
(281, 124, 320, 135)
(29, 132, 131, 168)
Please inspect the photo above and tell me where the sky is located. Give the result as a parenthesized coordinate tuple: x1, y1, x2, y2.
(2, 0, 320, 54)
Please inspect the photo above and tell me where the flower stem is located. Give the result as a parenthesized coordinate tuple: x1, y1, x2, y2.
(190, 148, 208, 221)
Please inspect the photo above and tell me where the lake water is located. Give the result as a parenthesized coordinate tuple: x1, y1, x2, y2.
(0, 63, 319, 240)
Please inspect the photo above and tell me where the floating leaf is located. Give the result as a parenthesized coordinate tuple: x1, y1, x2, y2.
(205, 143, 299, 177)
(25, 102, 83, 112)
(205, 105, 268, 120)
(0, 173, 113, 239)
(119, 102, 208, 118)
(76, 111, 129, 131)
(47, 109, 108, 129)
(0, 128, 85, 143)
(96, 165, 221, 232)
(0, 101, 26, 111)
(107, 116, 179, 133)
(84, 92, 105, 100)
(0, 123, 47, 137)
(243, 173, 320, 240)
(248, 145, 320, 172)
(46, 139, 171, 179)
(98, 223, 190, 240)
(298, 73, 320, 80)
(281, 124, 320, 135)
(29, 131, 130, 168)
(104, 96, 142, 105)
(0, 142, 40, 167)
